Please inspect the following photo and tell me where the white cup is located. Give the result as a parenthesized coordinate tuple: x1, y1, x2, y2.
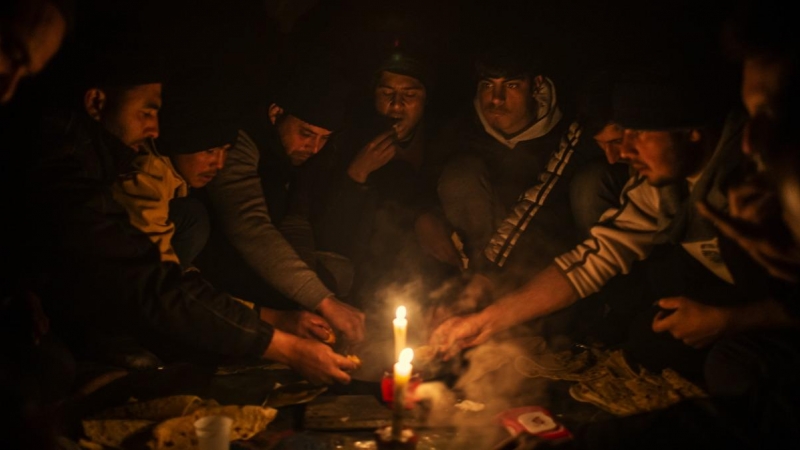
(194, 415, 233, 450)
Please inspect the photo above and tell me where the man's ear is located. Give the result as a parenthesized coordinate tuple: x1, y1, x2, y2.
(84, 88, 107, 121)
(268, 103, 284, 125)
(531, 75, 544, 96)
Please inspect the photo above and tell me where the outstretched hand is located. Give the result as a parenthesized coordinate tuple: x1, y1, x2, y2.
(316, 296, 366, 344)
(428, 313, 491, 360)
(267, 330, 358, 385)
(272, 310, 333, 342)
(424, 273, 492, 337)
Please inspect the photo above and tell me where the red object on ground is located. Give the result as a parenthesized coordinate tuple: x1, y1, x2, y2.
(496, 406, 572, 440)
(380, 370, 422, 409)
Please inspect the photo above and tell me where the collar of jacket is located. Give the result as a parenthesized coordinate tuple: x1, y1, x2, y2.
(67, 111, 139, 182)
(473, 76, 563, 149)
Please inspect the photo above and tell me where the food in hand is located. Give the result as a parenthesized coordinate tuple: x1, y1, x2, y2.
(321, 328, 336, 345)
(346, 354, 362, 369)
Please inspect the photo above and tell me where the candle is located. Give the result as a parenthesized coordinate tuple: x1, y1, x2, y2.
(391, 347, 414, 441)
(393, 306, 407, 362)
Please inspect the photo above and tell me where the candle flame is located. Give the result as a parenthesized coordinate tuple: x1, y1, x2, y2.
(399, 347, 414, 364)
(396, 305, 407, 320)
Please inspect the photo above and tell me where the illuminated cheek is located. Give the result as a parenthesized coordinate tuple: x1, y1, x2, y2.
(478, 91, 492, 107)
(286, 138, 305, 153)
(375, 97, 389, 112)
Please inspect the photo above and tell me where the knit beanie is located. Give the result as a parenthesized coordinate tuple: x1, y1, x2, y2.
(273, 54, 352, 132)
(611, 68, 722, 131)
(157, 75, 240, 156)
(374, 42, 433, 91)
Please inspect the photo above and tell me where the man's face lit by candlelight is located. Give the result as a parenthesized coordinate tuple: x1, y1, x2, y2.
(593, 122, 626, 165)
(84, 83, 163, 153)
(374, 71, 426, 142)
(477, 75, 539, 136)
(172, 144, 230, 188)
(269, 103, 333, 166)
(0, 1, 66, 104)
(740, 56, 789, 171)
(740, 53, 800, 245)
(618, 128, 703, 187)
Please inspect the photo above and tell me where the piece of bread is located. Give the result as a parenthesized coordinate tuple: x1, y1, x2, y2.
(346, 354, 362, 369)
(82, 419, 154, 448)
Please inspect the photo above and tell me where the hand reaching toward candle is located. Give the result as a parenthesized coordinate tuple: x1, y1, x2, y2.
(264, 330, 358, 385)
(316, 296, 366, 343)
(425, 273, 492, 335)
(262, 309, 333, 342)
(428, 313, 492, 360)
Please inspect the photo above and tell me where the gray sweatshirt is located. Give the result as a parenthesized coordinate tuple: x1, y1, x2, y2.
(206, 129, 333, 310)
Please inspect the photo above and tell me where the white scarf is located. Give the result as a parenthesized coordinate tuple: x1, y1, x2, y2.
(474, 76, 563, 149)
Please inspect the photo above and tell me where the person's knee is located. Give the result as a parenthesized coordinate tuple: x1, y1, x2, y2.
(437, 155, 489, 204)
(174, 197, 210, 238)
(704, 333, 763, 397)
(169, 197, 210, 265)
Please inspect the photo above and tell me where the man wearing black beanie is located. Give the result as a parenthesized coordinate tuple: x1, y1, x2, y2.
(111, 74, 239, 270)
(21, 23, 357, 384)
(306, 42, 464, 312)
(198, 54, 367, 346)
(112, 74, 341, 346)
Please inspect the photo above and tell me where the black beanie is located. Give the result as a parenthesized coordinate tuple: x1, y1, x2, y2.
(157, 76, 240, 156)
(576, 69, 617, 138)
(611, 69, 721, 131)
(273, 55, 352, 132)
(374, 45, 432, 91)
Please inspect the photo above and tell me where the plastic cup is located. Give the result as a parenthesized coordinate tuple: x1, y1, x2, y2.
(194, 415, 233, 450)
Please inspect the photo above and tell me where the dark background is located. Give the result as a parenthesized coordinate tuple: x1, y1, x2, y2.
(6, 0, 743, 121)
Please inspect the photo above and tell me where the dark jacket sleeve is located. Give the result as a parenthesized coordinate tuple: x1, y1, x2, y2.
(27, 142, 274, 361)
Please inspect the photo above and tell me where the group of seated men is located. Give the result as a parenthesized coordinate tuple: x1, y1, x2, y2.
(2, 0, 799, 448)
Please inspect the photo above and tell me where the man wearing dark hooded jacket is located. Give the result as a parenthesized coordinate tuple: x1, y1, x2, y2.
(431, 44, 598, 323)
(20, 35, 356, 385)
